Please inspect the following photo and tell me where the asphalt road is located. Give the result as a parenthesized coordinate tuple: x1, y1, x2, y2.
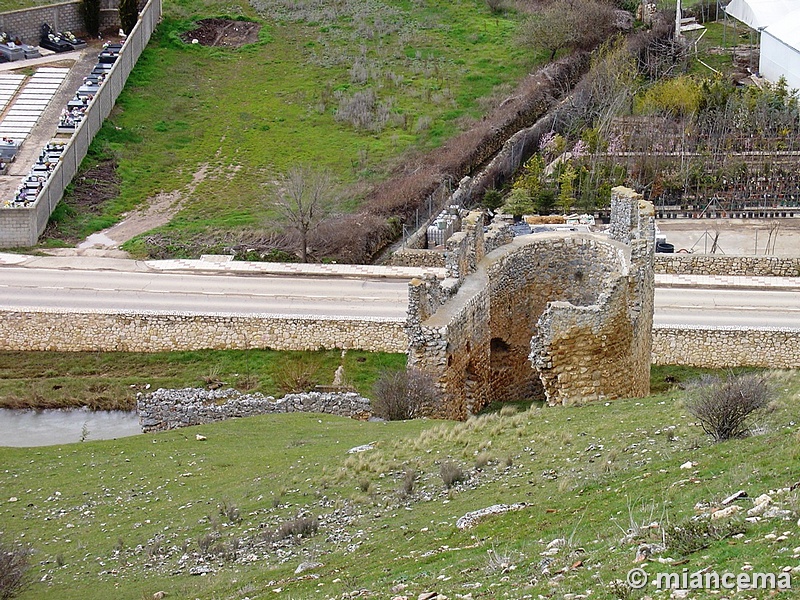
(0, 265, 797, 328)
(0, 267, 409, 319)
(654, 287, 800, 328)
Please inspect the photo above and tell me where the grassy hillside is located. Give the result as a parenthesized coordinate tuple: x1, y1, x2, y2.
(1, 369, 798, 599)
(42, 0, 534, 254)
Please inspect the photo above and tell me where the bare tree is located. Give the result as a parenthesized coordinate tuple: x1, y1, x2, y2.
(516, 0, 617, 61)
(267, 166, 336, 263)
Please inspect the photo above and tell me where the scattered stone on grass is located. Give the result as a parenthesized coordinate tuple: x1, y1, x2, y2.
(455, 503, 527, 530)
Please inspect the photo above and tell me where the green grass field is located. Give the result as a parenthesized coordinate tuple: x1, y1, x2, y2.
(40, 0, 533, 254)
(1, 368, 798, 599)
(0, 349, 406, 410)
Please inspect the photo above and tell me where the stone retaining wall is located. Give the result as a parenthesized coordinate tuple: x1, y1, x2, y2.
(389, 248, 446, 268)
(0, 309, 407, 353)
(655, 254, 800, 277)
(652, 326, 800, 368)
(137, 388, 372, 432)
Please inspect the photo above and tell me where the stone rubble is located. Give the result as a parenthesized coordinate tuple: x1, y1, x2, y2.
(137, 387, 372, 432)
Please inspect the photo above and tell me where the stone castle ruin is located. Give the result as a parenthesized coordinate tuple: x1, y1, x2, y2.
(406, 187, 655, 419)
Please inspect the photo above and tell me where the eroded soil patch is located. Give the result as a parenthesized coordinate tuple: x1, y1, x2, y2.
(181, 18, 261, 48)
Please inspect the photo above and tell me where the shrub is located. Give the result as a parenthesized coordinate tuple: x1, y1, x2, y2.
(0, 536, 31, 600)
(334, 88, 394, 132)
(439, 461, 464, 488)
(637, 75, 702, 118)
(474, 452, 491, 470)
(274, 359, 319, 394)
(218, 499, 241, 524)
(685, 373, 773, 441)
(486, 0, 504, 13)
(665, 517, 744, 557)
(481, 188, 504, 211)
(372, 368, 441, 421)
(275, 515, 319, 541)
(398, 468, 417, 499)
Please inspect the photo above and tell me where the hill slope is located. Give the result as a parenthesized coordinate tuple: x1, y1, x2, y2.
(1, 371, 798, 599)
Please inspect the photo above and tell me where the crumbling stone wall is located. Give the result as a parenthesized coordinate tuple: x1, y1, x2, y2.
(407, 187, 654, 416)
(138, 388, 372, 432)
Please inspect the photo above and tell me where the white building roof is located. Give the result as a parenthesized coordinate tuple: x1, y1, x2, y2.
(762, 6, 800, 52)
(724, 0, 800, 29)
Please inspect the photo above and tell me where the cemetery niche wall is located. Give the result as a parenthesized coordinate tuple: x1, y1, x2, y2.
(406, 187, 655, 419)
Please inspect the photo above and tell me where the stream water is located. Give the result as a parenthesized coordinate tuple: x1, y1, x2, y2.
(0, 408, 141, 447)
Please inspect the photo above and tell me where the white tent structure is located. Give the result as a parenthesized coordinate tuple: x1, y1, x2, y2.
(759, 8, 800, 90)
(723, 0, 796, 29)
(723, 0, 800, 91)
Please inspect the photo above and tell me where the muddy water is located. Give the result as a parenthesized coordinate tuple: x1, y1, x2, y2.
(0, 408, 141, 447)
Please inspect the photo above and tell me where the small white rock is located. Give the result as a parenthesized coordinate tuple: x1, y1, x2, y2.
(711, 505, 740, 520)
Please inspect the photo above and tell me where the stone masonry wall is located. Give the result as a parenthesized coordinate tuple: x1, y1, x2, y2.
(407, 188, 655, 416)
(488, 235, 628, 406)
(389, 248, 446, 269)
(0, 309, 406, 353)
(138, 388, 373, 432)
(0, 0, 120, 45)
(655, 254, 800, 277)
(652, 326, 800, 368)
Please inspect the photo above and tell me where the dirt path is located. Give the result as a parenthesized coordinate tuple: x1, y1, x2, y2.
(45, 163, 210, 257)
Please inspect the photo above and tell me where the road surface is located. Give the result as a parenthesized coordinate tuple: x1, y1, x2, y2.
(0, 267, 409, 319)
(654, 287, 800, 328)
(0, 265, 798, 328)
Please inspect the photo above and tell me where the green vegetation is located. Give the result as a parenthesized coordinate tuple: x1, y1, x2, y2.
(41, 0, 531, 256)
(0, 368, 798, 598)
(0, 350, 405, 410)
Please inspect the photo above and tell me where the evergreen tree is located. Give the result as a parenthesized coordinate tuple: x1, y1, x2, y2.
(558, 163, 576, 214)
(503, 188, 535, 218)
(119, 0, 138, 35)
(81, 0, 101, 38)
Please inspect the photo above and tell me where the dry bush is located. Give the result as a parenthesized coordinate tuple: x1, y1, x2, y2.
(334, 88, 394, 132)
(274, 359, 319, 394)
(440, 461, 465, 488)
(275, 515, 319, 541)
(218, 499, 241, 524)
(312, 212, 399, 264)
(398, 468, 417, 499)
(474, 451, 491, 469)
(486, 0, 505, 13)
(372, 368, 442, 421)
(0, 536, 31, 600)
(685, 373, 773, 441)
